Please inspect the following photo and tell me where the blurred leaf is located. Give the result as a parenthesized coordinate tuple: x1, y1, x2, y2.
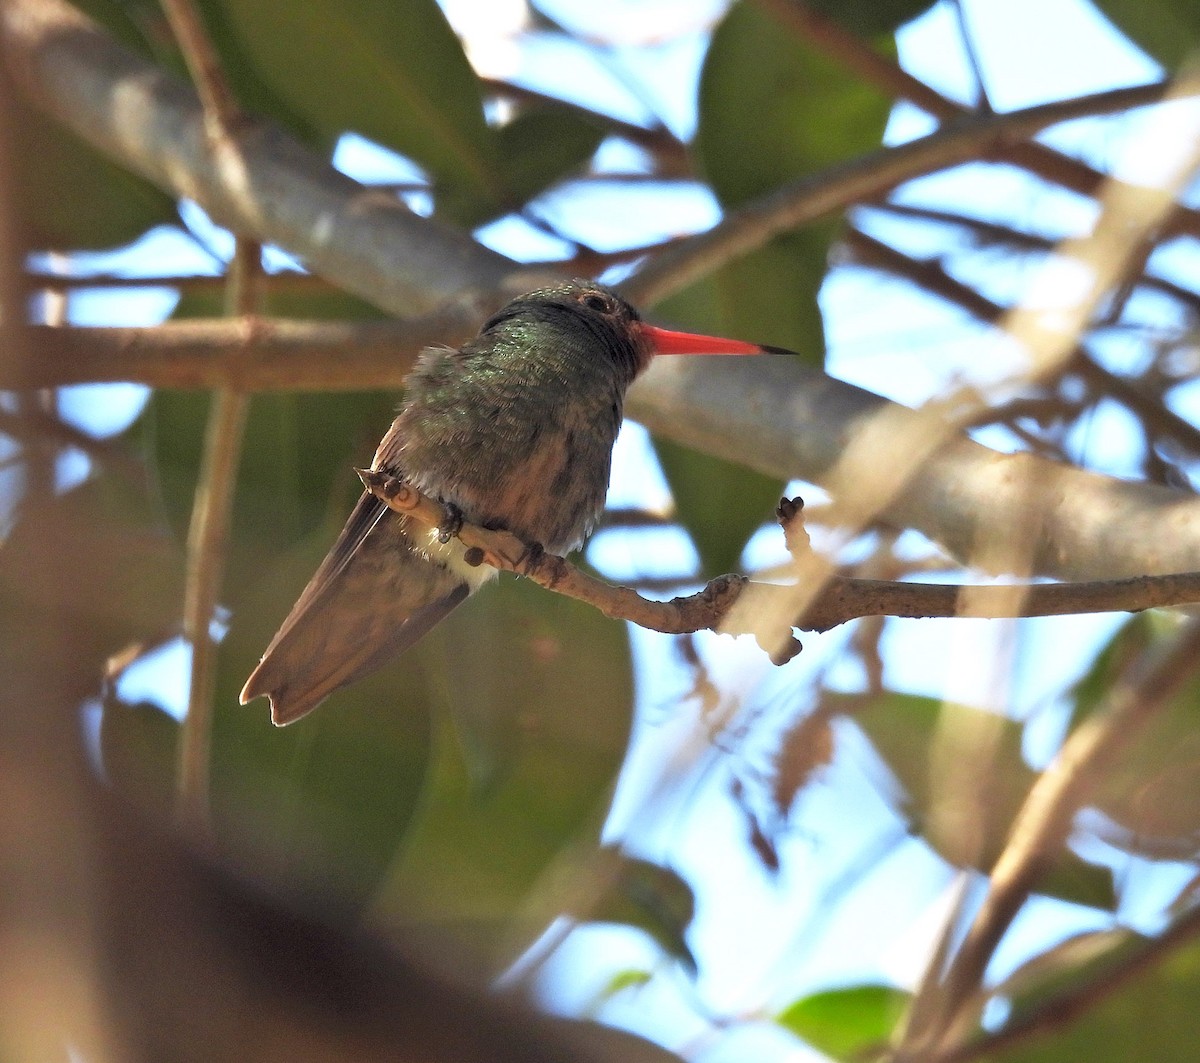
(590, 851, 697, 973)
(140, 388, 394, 598)
(212, 524, 435, 909)
(441, 107, 605, 226)
(482, 107, 604, 223)
(13, 102, 177, 251)
(653, 437, 781, 577)
(495, 110, 603, 199)
(99, 698, 180, 812)
(803, 0, 940, 36)
(697, 4, 894, 208)
(143, 286, 397, 599)
(993, 927, 1145, 1021)
(593, 967, 654, 1007)
(0, 467, 184, 674)
(653, 1, 892, 573)
(212, 0, 498, 200)
(1066, 614, 1200, 853)
(777, 984, 911, 1060)
(1090, 0, 1200, 69)
(846, 691, 1116, 909)
(1065, 614, 1160, 729)
(981, 929, 1200, 1063)
(373, 575, 635, 959)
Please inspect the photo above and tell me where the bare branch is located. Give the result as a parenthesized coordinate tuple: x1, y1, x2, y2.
(938, 904, 1200, 1063)
(176, 248, 258, 834)
(357, 474, 1200, 648)
(0, 0, 518, 316)
(756, 0, 1200, 243)
(158, 0, 240, 135)
(623, 79, 1181, 308)
(842, 227, 1200, 458)
(156, 0, 255, 832)
(12, 319, 439, 390)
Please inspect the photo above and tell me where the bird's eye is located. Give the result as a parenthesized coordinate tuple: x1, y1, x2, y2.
(583, 293, 611, 314)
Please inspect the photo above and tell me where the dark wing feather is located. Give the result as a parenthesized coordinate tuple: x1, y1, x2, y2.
(240, 490, 468, 726)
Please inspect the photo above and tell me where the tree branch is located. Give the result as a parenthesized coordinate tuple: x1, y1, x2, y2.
(160, 0, 252, 834)
(0, 0, 518, 317)
(12, 314, 1200, 583)
(937, 903, 1200, 1063)
(623, 79, 1182, 308)
(841, 227, 1200, 458)
(755, 0, 1200, 244)
(11, 319, 438, 390)
(356, 473, 1200, 651)
(899, 618, 1200, 1060)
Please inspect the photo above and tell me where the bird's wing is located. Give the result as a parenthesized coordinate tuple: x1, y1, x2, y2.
(240, 490, 468, 726)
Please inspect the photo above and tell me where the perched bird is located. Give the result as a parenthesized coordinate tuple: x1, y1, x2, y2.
(240, 279, 765, 725)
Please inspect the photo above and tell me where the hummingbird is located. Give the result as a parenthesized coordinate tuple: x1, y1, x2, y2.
(240, 279, 767, 725)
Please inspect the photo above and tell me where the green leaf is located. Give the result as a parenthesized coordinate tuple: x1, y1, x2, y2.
(776, 984, 911, 1060)
(213, 524, 435, 909)
(495, 109, 602, 194)
(99, 698, 180, 813)
(652, 436, 781, 577)
(0, 467, 184, 670)
(594, 967, 654, 1004)
(14, 102, 177, 251)
(488, 108, 604, 221)
(212, 0, 499, 200)
(846, 691, 1117, 910)
(981, 930, 1200, 1063)
(140, 387, 394, 597)
(1066, 614, 1200, 852)
(697, 2, 894, 206)
(1090, 0, 1200, 70)
(590, 852, 697, 973)
(651, 1, 893, 573)
(802, 0, 940, 37)
(371, 575, 635, 960)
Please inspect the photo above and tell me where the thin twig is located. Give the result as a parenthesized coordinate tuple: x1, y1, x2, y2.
(25, 269, 328, 294)
(624, 79, 1179, 307)
(865, 203, 1200, 315)
(842, 227, 1200, 457)
(480, 77, 689, 173)
(899, 618, 1200, 1059)
(950, 0, 992, 112)
(754, 0, 1200, 243)
(937, 903, 1200, 1063)
(162, 0, 257, 832)
(176, 257, 256, 831)
(158, 0, 240, 134)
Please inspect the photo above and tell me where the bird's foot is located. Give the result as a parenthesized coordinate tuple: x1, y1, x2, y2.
(437, 502, 465, 544)
(516, 540, 567, 586)
(517, 539, 544, 570)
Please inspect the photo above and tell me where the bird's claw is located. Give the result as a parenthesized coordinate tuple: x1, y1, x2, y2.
(437, 502, 465, 544)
